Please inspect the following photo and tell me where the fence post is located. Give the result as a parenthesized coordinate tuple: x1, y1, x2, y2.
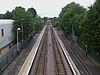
(85, 45, 88, 57)
(0, 62, 1, 73)
(96, 53, 99, 63)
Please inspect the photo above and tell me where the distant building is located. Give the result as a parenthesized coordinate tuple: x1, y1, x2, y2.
(0, 19, 14, 57)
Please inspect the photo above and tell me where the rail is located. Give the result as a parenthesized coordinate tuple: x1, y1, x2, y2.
(59, 29, 92, 75)
(18, 25, 80, 75)
(18, 26, 46, 75)
(53, 28, 80, 75)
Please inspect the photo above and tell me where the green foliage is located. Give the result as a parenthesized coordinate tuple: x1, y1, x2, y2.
(59, 2, 85, 33)
(23, 11, 34, 38)
(27, 8, 37, 18)
(12, 6, 42, 41)
(12, 7, 26, 40)
(59, 1, 100, 53)
(0, 14, 5, 19)
(43, 17, 48, 24)
(49, 17, 59, 26)
(0, 11, 12, 19)
(79, 12, 89, 43)
(83, 0, 100, 53)
(4, 11, 12, 19)
(33, 16, 43, 32)
(79, 0, 100, 53)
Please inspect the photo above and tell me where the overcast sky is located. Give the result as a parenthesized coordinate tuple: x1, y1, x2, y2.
(0, 0, 95, 17)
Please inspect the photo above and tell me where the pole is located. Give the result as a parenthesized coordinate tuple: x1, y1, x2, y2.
(34, 25, 35, 34)
(72, 24, 74, 43)
(21, 24, 23, 41)
(17, 28, 20, 55)
(17, 29, 19, 55)
(85, 45, 88, 57)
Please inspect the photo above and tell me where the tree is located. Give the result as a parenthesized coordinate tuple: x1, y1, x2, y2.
(49, 17, 59, 26)
(59, 2, 85, 33)
(12, 6, 36, 41)
(83, 0, 100, 53)
(23, 11, 34, 38)
(33, 16, 42, 32)
(59, 1, 100, 53)
(12, 6, 43, 41)
(27, 8, 37, 18)
(4, 11, 12, 19)
(79, 12, 89, 43)
(12, 6, 26, 41)
(0, 14, 5, 19)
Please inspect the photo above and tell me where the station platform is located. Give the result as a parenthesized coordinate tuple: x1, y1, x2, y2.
(55, 28, 100, 75)
(1, 32, 39, 75)
(18, 25, 80, 75)
(18, 26, 46, 75)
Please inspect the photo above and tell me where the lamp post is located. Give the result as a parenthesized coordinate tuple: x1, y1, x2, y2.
(21, 24, 23, 42)
(85, 44, 88, 57)
(17, 28, 21, 55)
(34, 23, 36, 35)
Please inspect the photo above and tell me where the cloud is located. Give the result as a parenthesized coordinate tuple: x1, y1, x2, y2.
(0, 0, 95, 17)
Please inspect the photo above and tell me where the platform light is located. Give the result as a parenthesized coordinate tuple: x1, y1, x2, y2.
(17, 28, 21, 55)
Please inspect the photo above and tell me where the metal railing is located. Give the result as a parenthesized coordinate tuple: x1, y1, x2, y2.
(0, 31, 35, 73)
(76, 39, 100, 64)
(56, 27, 100, 64)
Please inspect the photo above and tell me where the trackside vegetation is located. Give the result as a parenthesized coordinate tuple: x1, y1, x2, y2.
(0, 6, 44, 42)
(59, 1, 100, 54)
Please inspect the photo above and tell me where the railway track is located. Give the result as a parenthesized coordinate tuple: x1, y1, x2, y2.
(56, 28, 92, 75)
(29, 25, 73, 75)
(18, 24, 80, 75)
(34, 26, 48, 75)
(29, 26, 48, 75)
(51, 28, 67, 75)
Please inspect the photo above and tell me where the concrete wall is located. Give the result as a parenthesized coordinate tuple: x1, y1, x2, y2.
(0, 19, 14, 57)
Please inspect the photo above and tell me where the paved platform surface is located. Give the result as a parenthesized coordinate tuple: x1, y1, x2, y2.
(1, 34, 39, 75)
(18, 26, 46, 75)
(56, 28, 100, 75)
